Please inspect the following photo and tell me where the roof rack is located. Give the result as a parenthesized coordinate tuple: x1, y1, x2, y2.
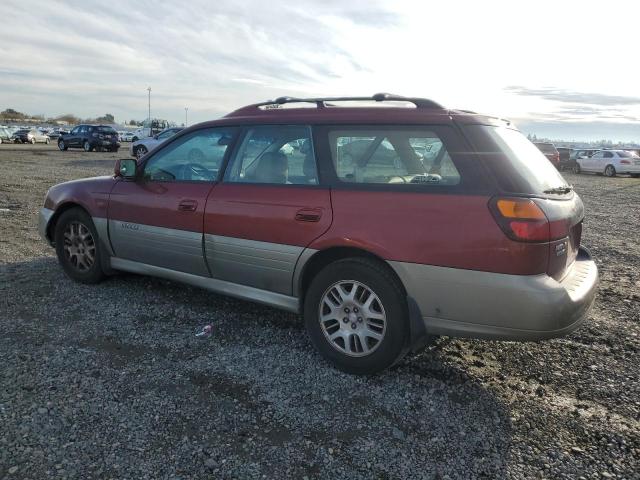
(226, 93, 444, 117)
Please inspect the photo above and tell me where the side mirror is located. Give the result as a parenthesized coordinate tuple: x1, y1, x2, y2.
(114, 159, 137, 178)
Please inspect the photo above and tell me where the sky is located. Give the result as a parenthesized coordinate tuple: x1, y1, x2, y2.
(1, 0, 639, 141)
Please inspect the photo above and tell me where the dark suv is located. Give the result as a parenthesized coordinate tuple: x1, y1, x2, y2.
(58, 125, 120, 152)
(38, 94, 598, 374)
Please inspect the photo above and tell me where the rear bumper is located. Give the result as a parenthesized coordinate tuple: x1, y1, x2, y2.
(390, 246, 598, 341)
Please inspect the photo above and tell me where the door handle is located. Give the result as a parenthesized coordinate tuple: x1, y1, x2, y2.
(295, 208, 322, 222)
(178, 200, 198, 212)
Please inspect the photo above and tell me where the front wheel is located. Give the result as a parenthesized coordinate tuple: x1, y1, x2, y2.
(135, 145, 148, 159)
(58, 140, 68, 151)
(604, 165, 616, 177)
(83, 141, 92, 152)
(573, 163, 581, 174)
(54, 208, 105, 284)
(304, 258, 408, 374)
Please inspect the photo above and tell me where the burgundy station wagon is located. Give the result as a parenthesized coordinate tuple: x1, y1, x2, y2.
(39, 94, 598, 374)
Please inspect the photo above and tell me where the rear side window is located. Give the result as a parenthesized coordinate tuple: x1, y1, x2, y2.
(224, 125, 318, 185)
(328, 129, 460, 186)
(464, 125, 568, 195)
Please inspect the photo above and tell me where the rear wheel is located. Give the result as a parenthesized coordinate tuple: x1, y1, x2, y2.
(304, 258, 408, 374)
(54, 208, 105, 284)
(83, 140, 92, 152)
(604, 165, 616, 177)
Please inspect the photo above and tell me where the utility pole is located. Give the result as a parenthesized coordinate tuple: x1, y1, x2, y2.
(147, 86, 151, 136)
(185, 107, 188, 127)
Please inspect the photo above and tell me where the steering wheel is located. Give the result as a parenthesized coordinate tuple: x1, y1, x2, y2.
(179, 163, 211, 181)
(188, 148, 206, 163)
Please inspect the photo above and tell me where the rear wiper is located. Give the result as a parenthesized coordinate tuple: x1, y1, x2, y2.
(543, 185, 573, 194)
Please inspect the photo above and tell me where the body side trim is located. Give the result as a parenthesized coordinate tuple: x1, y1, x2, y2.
(110, 257, 300, 312)
(204, 234, 303, 295)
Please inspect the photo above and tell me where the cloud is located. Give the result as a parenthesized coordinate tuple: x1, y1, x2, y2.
(505, 86, 640, 106)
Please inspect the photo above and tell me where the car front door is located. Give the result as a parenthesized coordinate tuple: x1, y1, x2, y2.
(203, 125, 332, 296)
(108, 126, 239, 276)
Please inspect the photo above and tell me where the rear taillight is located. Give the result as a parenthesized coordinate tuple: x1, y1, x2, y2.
(620, 159, 631, 165)
(489, 198, 550, 242)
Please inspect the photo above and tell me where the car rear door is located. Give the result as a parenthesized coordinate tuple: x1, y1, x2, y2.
(203, 125, 332, 296)
(108, 126, 239, 276)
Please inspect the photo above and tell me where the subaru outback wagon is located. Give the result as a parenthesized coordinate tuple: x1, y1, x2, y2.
(38, 94, 598, 374)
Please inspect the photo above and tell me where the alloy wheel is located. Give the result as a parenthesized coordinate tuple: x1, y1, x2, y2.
(318, 280, 387, 357)
(63, 221, 96, 272)
(605, 165, 615, 177)
(84, 141, 91, 152)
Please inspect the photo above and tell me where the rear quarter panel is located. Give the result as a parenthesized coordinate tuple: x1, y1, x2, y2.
(312, 190, 549, 275)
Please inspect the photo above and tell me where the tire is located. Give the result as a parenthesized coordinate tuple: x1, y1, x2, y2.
(135, 145, 148, 159)
(58, 140, 68, 151)
(573, 163, 581, 174)
(54, 208, 105, 284)
(111, 146, 119, 153)
(304, 257, 409, 375)
(83, 140, 92, 152)
(132, 136, 139, 142)
(604, 165, 616, 177)
(30, 138, 36, 144)
(45, 138, 50, 144)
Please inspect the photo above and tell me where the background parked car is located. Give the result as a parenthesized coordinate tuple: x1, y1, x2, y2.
(12, 128, 50, 144)
(0, 127, 13, 144)
(129, 127, 183, 159)
(570, 149, 599, 162)
(556, 147, 573, 171)
(533, 142, 560, 168)
(576, 149, 640, 177)
(58, 125, 120, 152)
(120, 131, 135, 142)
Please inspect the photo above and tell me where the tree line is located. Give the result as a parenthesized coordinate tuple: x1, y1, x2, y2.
(0, 108, 143, 126)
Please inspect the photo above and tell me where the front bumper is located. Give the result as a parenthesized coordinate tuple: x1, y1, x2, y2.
(38, 207, 54, 244)
(390, 246, 598, 341)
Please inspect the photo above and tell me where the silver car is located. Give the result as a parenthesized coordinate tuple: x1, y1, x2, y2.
(129, 127, 183, 159)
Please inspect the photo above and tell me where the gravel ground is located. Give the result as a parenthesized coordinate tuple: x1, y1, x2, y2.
(0, 143, 638, 479)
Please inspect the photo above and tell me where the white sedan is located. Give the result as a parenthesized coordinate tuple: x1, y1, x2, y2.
(576, 149, 640, 177)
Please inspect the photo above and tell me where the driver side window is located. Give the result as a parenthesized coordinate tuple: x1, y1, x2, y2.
(143, 127, 237, 182)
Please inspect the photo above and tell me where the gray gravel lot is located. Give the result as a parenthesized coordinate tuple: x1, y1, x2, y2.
(0, 143, 638, 479)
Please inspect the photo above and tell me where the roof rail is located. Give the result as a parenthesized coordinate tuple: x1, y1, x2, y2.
(226, 93, 444, 117)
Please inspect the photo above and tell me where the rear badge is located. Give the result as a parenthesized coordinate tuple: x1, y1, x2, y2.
(555, 242, 567, 257)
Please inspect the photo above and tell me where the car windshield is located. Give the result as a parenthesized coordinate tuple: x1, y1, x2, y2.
(96, 126, 116, 133)
(464, 125, 569, 195)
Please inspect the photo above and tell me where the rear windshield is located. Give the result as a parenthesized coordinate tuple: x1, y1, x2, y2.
(464, 125, 569, 195)
(618, 150, 639, 158)
(535, 143, 557, 153)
